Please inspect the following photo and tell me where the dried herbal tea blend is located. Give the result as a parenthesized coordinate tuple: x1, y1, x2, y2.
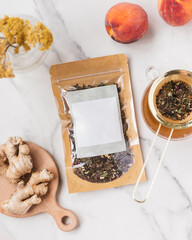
(66, 84, 132, 183)
(73, 152, 132, 183)
(156, 80, 192, 120)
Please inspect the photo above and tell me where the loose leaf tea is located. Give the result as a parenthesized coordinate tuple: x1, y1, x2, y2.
(73, 152, 132, 183)
(156, 80, 192, 120)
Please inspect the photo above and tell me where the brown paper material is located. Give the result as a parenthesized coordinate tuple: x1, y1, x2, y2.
(50, 54, 146, 193)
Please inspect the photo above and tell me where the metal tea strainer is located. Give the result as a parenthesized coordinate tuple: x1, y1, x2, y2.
(133, 67, 192, 203)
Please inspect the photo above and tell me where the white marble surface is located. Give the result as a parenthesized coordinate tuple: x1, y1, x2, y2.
(0, 0, 192, 239)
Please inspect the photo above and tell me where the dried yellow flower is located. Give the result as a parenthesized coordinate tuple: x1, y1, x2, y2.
(0, 15, 53, 78)
(0, 15, 53, 53)
(0, 15, 29, 53)
(0, 38, 14, 78)
(0, 38, 9, 60)
(26, 22, 53, 51)
(0, 62, 14, 78)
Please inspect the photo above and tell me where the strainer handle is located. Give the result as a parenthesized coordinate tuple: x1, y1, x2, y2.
(132, 124, 174, 203)
(146, 66, 160, 81)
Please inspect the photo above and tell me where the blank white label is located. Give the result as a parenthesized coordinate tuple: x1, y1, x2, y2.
(71, 97, 123, 148)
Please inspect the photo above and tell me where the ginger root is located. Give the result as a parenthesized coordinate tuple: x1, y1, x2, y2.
(0, 169, 54, 215)
(0, 137, 33, 183)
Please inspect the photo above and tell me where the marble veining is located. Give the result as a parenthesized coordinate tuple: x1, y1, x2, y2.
(0, 0, 192, 239)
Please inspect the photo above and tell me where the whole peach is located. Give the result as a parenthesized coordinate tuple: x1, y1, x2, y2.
(105, 2, 148, 44)
(158, 0, 192, 26)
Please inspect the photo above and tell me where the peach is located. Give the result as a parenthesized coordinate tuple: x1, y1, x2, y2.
(158, 0, 192, 26)
(105, 2, 148, 44)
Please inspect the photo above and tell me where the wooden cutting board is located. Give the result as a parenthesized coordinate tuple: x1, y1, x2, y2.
(0, 141, 78, 232)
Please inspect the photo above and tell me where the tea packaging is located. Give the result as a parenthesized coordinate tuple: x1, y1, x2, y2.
(50, 54, 146, 193)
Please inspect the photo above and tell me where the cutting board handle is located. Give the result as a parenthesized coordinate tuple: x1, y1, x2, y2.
(47, 199, 78, 232)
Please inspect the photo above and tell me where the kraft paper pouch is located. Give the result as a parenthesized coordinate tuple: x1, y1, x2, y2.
(50, 54, 146, 193)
